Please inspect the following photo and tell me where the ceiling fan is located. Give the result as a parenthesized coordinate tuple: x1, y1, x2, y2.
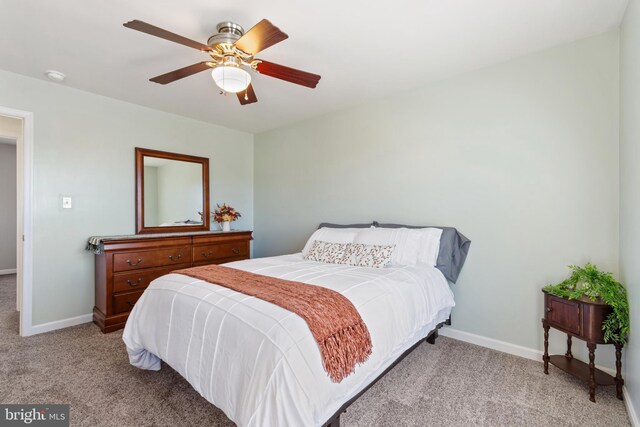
(123, 19, 321, 105)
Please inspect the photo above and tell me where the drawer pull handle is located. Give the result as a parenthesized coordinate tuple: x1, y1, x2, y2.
(127, 278, 142, 287)
(232, 248, 240, 254)
(126, 258, 142, 266)
(127, 300, 135, 307)
(202, 251, 213, 258)
(546, 307, 552, 312)
(169, 254, 182, 262)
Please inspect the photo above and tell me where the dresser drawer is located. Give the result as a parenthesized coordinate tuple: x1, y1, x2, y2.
(113, 246, 192, 272)
(113, 290, 145, 314)
(113, 267, 177, 293)
(95, 231, 253, 333)
(545, 295, 581, 335)
(193, 242, 249, 263)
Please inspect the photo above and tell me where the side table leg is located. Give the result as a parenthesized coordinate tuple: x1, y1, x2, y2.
(587, 342, 597, 402)
(542, 322, 550, 374)
(615, 343, 624, 400)
(565, 335, 573, 359)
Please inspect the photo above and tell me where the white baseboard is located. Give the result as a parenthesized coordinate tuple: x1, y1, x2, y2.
(440, 327, 543, 362)
(0, 268, 17, 275)
(439, 327, 618, 375)
(625, 387, 640, 427)
(439, 326, 638, 420)
(25, 313, 93, 336)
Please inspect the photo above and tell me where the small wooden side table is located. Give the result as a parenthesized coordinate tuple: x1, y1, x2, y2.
(541, 290, 623, 402)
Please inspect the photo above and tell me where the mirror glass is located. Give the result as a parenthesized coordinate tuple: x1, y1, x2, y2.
(135, 147, 210, 234)
(143, 157, 204, 227)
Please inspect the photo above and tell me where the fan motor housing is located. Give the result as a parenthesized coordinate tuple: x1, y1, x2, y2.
(208, 21, 244, 48)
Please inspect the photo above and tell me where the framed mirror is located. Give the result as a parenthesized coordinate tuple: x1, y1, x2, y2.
(135, 147, 210, 234)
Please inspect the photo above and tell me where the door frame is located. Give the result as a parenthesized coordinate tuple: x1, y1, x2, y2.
(0, 106, 34, 336)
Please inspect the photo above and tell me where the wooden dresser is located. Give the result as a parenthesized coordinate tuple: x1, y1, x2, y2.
(93, 230, 252, 333)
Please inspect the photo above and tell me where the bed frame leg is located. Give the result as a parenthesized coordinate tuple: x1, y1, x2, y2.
(326, 415, 340, 427)
(426, 330, 438, 345)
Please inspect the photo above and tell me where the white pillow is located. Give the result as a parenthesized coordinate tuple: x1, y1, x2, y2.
(354, 228, 422, 266)
(301, 228, 361, 257)
(416, 228, 443, 267)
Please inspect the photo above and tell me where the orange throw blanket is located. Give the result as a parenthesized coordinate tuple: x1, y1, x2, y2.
(175, 264, 372, 383)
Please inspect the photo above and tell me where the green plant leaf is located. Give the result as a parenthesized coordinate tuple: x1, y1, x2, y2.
(543, 263, 629, 345)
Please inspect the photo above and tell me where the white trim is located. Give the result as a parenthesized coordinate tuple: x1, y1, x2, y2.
(0, 269, 17, 275)
(0, 106, 34, 337)
(440, 327, 617, 374)
(625, 387, 640, 427)
(440, 327, 542, 362)
(0, 132, 19, 138)
(28, 314, 93, 336)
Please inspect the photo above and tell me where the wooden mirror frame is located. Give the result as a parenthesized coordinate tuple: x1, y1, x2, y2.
(135, 147, 210, 234)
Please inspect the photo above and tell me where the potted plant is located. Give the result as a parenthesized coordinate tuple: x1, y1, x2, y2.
(543, 263, 630, 344)
(212, 203, 241, 232)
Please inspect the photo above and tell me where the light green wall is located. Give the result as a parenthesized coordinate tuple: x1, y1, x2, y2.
(0, 69, 254, 326)
(254, 31, 621, 367)
(620, 0, 640, 418)
(0, 143, 17, 270)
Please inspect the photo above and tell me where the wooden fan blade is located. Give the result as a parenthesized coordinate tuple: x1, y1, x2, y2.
(124, 20, 211, 52)
(237, 84, 258, 105)
(150, 62, 211, 85)
(234, 19, 288, 55)
(255, 60, 321, 88)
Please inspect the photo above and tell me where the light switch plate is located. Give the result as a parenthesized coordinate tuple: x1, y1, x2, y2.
(62, 197, 72, 209)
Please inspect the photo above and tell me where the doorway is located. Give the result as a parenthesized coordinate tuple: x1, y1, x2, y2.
(0, 107, 34, 336)
(0, 116, 21, 334)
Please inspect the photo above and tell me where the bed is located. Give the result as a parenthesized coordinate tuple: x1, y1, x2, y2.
(123, 223, 470, 427)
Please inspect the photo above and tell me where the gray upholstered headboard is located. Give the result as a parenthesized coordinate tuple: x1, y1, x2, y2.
(318, 221, 470, 283)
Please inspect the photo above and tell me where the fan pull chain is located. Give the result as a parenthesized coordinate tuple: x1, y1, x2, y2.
(244, 71, 249, 101)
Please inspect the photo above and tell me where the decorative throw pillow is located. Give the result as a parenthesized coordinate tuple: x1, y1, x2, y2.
(305, 240, 350, 264)
(343, 243, 395, 268)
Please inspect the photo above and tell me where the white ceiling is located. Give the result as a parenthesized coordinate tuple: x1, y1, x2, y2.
(0, 0, 628, 134)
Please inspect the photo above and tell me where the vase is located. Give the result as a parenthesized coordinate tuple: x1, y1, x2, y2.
(221, 221, 231, 232)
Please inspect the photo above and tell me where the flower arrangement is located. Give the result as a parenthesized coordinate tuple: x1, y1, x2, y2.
(213, 203, 241, 223)
(543, 263, 629, 344)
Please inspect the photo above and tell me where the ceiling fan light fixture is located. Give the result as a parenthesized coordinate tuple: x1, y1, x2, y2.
(211, 66, 251, 93)
(123, 18, 320, 105)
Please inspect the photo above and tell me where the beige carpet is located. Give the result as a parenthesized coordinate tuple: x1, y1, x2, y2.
(0, 274, 630, 426)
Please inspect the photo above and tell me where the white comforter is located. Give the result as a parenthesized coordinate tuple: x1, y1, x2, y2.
(123, 254, 455, 427)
